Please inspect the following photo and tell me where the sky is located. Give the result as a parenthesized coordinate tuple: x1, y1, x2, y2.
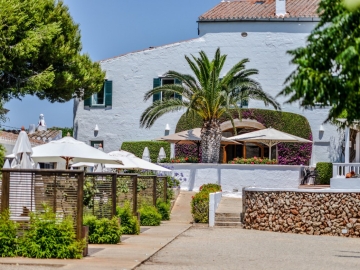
(3, 0, 220, 130)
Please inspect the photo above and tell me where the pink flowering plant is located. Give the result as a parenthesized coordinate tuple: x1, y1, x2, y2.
(160, 156, 199, 163)
(228, 156, 277, 165)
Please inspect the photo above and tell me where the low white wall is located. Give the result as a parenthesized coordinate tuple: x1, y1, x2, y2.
(162, 164, 302, 197)
(209, 192, 222, 227)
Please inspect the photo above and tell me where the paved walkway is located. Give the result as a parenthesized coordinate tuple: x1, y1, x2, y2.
(0, 191, 195, 270)
(137, 227, 360, 270)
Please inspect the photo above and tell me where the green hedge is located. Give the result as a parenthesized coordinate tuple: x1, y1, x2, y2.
(121, 141, 171, 163)
(191, 184, 222, 223)
(176, 108, 312, 165)
(138, 205, 162, 226)
(316, 162, 333, 185)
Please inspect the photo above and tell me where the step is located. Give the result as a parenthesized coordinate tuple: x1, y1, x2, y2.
(215, 212, 240, 219)
(215, 217, 240, 222)
(214, 221, 243, 227)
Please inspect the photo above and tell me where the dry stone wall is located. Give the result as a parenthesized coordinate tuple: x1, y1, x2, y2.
(243, 190, 360, 237)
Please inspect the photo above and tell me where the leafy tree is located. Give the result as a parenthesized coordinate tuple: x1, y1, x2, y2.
(278, 0, 360, 124)
(0, 0, 105, 104)
(140, 48, 280, 163)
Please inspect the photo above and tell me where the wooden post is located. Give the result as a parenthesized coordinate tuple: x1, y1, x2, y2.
(111, 174, 117, 218)
(132, 175, 138, 215)
(76, 172, 84, 240)
(53, 174, 57, 213)
(222, 146, 227, 163)
(163, 177, 167, 202)
(152, 176, 157, 206)
(1, 170, 10, 212)
(243, 142, 247, 158)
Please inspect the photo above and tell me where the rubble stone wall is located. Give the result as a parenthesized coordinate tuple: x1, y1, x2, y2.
(243, 189, 360, 237)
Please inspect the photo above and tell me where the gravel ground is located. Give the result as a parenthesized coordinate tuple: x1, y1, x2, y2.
(136, 227, 360, 270)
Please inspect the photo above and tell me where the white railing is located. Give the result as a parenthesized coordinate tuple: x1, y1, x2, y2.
(333, 163, 360, 178)
(209, 191, 222, 227)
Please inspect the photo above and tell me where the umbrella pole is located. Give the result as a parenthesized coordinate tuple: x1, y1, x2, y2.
(269, 146, 271, 160)
(197, 142, 201, 162)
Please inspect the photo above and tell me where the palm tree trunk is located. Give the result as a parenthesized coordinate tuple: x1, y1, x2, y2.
(201, 119, 222, 163)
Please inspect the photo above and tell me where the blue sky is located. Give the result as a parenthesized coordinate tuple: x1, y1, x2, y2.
(3, 0, 220, 129)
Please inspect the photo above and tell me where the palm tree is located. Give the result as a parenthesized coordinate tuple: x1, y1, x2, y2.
(140, 48, 280, 163)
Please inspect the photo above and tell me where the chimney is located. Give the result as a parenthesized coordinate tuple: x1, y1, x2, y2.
(276, 0, 286, 17)
(28, 124, 36, 134)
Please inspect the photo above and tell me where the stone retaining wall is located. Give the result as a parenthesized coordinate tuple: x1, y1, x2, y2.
(243, 188, 360, 237)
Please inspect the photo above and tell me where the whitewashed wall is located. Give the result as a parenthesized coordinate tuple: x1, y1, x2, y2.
(73, 22, 341, 162)
(163, 163, 302, 197)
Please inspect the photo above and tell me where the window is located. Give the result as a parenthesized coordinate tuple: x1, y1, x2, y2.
(84, 80, 112, 108)
(153, 78, 182, 102)
(91, 140, 103, 149)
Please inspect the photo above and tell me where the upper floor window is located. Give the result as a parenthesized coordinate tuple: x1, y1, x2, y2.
(84, 80, 112, 108)
(153, 78, 182, 102)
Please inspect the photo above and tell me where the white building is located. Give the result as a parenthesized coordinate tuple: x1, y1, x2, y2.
(73, 0, 357, 164)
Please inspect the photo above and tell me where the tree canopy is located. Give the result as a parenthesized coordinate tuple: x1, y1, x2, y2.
(278, 0, 360, 124)
(0, 0, 105, 103)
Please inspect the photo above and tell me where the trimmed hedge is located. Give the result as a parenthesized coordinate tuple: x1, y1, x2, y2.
(316, 162, 333, 185)
(121, 141, 170, 163)
(175, 109, 312, 165)
(191, 184, 222, 223)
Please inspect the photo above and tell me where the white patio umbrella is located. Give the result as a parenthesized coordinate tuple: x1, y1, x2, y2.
(155, 128, 240, 161)
(3, 159, 10, 168)
(157, 147, 166, 163)
(11, 128, 34, 169)
(108, 151, 171, 172)
(8, 135, 123, 168)
(228, 127, 312, 159)
(142, 147, 151, 162)
(9, 127, 35, 218)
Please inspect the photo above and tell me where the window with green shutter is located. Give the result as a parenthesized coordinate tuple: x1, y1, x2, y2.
(104, 80, 112, 107)
(85, 80, 112, 108)
(152, 78, 182, 102)
(153, 78, 161, 102)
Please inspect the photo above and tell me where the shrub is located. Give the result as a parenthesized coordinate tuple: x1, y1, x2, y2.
(19, 206, 85, 259)
(121, 141, 171, 163)
(199, 183, 222, 193)
(156, 199, 171, 220)
(116, 201, 140, 235)
(138, 205, 162, 226)
(83, 215, 121, 244)
(316, 162, 333, 185)
(228, 157, 277, 165)
(191, 184, 222, 223)
(0, 210, 18, 257)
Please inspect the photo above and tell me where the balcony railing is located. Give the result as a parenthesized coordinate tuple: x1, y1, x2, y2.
(332, 163, 360, 178)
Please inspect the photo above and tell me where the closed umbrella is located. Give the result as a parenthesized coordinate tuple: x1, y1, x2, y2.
(142, 147, 151, 162)
(9, 127, 35, 218)
(228, 127, 312, 159)
(157, 147, 166, 163)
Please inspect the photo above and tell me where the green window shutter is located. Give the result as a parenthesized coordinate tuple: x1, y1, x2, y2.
(84, 97, 92, 107)
(241, 99, 249, 108)
(153, 78, 161, 102)
(174, 79, 182, 101)
(105, 80, 112, 107)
